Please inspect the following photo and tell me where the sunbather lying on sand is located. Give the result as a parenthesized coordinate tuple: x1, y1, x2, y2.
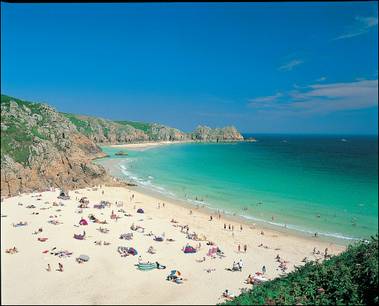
(97, 227, 109, 233)
(147, 246, 156, 254)
(5, 247, 18, 254)
(13, 221, 28, 227)
(246, 274, 254, 284)
(222, 289, 235, 300)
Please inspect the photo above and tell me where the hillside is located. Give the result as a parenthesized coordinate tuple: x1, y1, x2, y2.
(222, 236, 378, 305)
(64, 115, 242, 143)
(1, 94, 244, 196)
(0, 95, 117, 196)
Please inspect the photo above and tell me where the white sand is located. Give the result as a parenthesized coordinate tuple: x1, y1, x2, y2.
(1, 186, 346, 305)
(109, 141, 193, 151)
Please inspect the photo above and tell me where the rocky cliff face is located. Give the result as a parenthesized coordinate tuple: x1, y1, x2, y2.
(1, 94, 244, 196)
(64, 115, 189, 143)
(64, 115, 243, 143)
(191, 125, 244, 142)
(63, 114, 149, 144)
(1, 96, 118, 197)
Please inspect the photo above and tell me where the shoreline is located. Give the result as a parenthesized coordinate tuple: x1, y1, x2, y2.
(1, 185, 346, 305)
(108, 140, 195, 151)
(106, 139, 246, 151)
(96, 157, 354, 247)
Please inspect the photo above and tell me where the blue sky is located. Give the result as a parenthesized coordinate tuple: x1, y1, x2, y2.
(1, 2, 378, 134)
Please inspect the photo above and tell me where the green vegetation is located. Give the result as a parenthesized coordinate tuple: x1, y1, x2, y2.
(116, 120, 152, 133)
(62, 112, 93, 135)
(1, 95, 43, 165)
(222, 236, 378, 305)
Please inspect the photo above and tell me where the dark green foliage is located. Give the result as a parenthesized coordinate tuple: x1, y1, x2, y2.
(222, 236, 378, 305)
(116, 120, 152, 134)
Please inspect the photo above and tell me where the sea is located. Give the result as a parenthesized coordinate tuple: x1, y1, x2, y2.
(96, 134, 378, 243)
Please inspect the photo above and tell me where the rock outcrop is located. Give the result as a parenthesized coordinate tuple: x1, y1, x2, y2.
(1, 94, 244, 196)
(64, 116, 243, 143)
(191, 125, 244, 142)
(1, 95, 119, 197)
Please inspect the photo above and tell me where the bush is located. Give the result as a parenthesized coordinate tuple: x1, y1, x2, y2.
(222, 236, 378, 305)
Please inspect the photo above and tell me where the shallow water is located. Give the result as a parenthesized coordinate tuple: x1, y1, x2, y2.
(97, 134, 378, 241)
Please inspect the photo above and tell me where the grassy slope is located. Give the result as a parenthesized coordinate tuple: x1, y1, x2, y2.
(222, 236, 378, 305)
(61, 112, 94, 136)
(115, 120, 152, 133)
(1, 95, 50, 165)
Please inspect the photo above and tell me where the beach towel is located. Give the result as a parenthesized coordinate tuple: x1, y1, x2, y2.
(136, 262, 157, 271)
(184, 246, 197, 253)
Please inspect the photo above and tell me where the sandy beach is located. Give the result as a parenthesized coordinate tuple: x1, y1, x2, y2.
(1, 185, 346, 305)
(109, 141, 194, 151)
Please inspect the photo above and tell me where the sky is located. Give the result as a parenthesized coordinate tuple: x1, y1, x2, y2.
(1, 2, 378, 134)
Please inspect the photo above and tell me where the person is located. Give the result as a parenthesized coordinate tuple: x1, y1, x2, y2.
(262, 265, 266, 274)
(228, 224, 231, 230)
(209, 215, 213, 221)
(163, 203, 165, 208)
(246, 274, 254, 284)
(261, 230, 265, 235)
(102, 190, 104, 195)
(46, 264, 51, 272)
(314, 232, 318, 237)
(238, 259, 243, 271)
(244, 244, 247, 253)
(238, 244, 241, 252)
(240, 225, 243, 231)
(324, 248, 329, 259)
(313, 247, 317, 254)
(58, 263, 63, 272)
(232, 225, 234, 231)
(224, 223, 226, 229)
(190, 210, 193, 215)
(223, 289, 234, 299)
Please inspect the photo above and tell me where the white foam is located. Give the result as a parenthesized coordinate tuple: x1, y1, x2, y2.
(116, 160, 361, 242)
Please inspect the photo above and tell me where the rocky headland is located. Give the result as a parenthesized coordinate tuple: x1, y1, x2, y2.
(1, 94, 244, 196)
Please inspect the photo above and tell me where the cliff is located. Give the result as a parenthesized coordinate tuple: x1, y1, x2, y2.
(1, 95, 119, 197)
(1, 94, 244, 196)
(191, 125, 244, 142)
(64, 116, 243, 143)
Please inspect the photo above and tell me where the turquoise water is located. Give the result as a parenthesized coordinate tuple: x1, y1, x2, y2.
(98, 135, 378, 241)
